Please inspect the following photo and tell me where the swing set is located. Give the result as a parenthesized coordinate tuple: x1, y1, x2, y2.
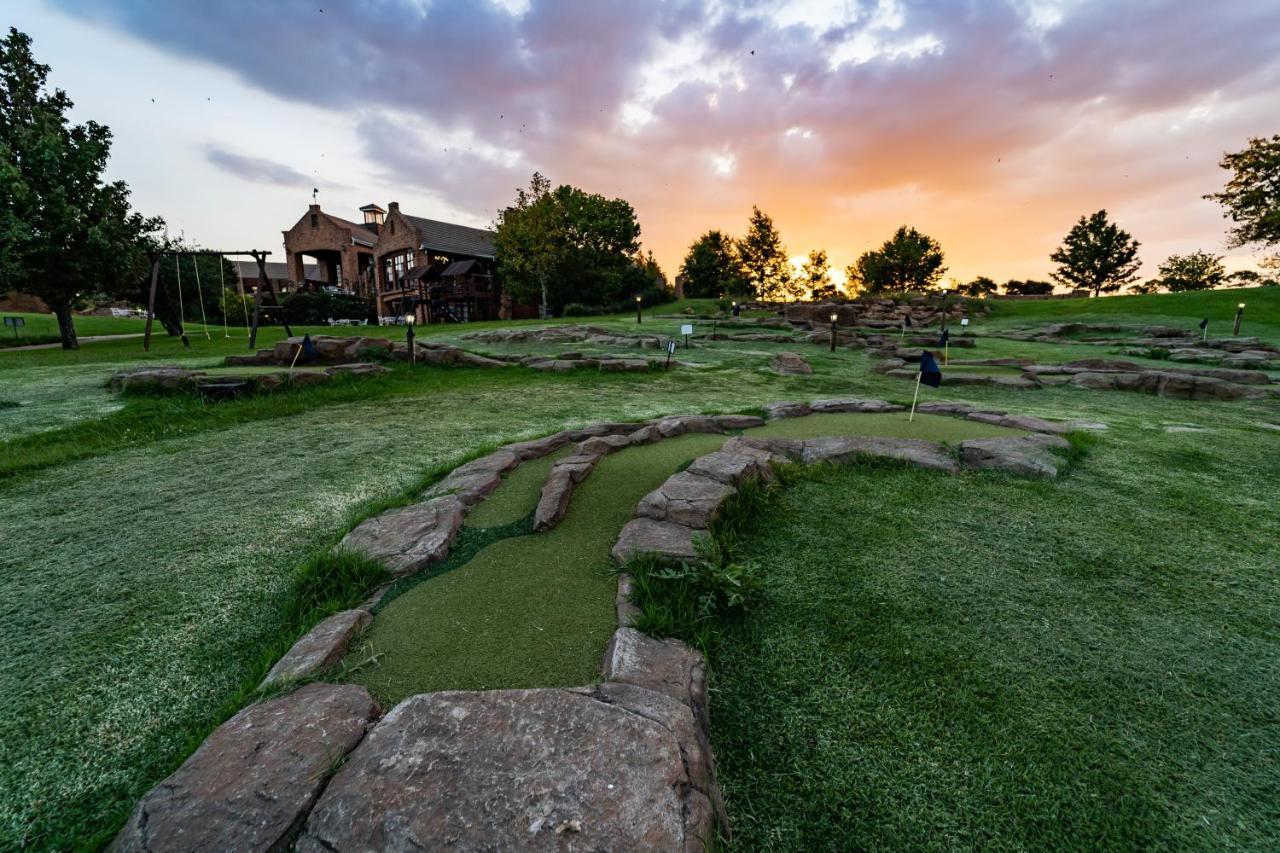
(142, 250, 292, 351)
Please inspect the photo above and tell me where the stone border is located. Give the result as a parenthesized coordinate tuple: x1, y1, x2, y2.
(114, 398, 1099, 851)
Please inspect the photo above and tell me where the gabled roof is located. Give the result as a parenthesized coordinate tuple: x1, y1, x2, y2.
(324, 213, 379, 247)
(404, 214, 495, 259)
(441, 259, 483, 277)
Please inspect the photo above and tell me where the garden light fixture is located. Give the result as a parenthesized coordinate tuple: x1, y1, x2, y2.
(1234, 302, 1245, 336)
(830, 312, 839, 352)
(405, 312, 416, 364)
(636, 295, 643, 324)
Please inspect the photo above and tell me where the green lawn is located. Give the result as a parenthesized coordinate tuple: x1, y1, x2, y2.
(0, 311, 149, 347)
(0, 293, 1277, 849)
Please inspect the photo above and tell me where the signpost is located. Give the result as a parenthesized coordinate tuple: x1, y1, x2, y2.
(680, 323, 693, 348)
(960, 317, 970, 335)
(665, 339, 676, 370)
(3, 316, 23, 343)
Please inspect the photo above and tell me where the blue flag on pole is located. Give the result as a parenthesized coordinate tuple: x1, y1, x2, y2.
(919, 351, 943, 388)
(937, 327, 949, 348)
(1198, 318, 1208, 330)
(904, 315, 913, 328)
(302, 333, 318, 362)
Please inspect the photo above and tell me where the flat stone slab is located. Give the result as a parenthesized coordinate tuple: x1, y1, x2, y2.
(763, 400, 810, 419)
(783, 436, 958, 472)
(685, 449, 769, 485)
(636, 471, 734, 528)
(112, 683, 379, 853)
(959, 436, 1066, 479)
(296, 687, 716, 852)
(771, 351, 813, 375)
(602, 628, 707, 716)
(339, 496, 465, 577)
(613, 518, 699, 564)
(809, 397, 904, 413)
(968, 412, 1068, 433)
(262, 609, 371, 688)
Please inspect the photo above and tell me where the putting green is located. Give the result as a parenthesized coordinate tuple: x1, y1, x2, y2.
(342, 412, 1026, 702)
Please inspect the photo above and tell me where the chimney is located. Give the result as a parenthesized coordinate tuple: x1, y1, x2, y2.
(388, 201, 399, 214)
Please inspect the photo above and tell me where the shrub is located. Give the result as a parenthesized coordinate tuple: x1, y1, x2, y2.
(623, 548, 764, 653)
(281, 291, 376, 325)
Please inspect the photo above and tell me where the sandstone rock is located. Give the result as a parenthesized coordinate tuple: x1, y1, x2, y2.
(916, 402, 995, 416)
(286, 371, 330, 387)
(600, 358, 649, 372)
(719, 436, 788, 468)
(602, 628, 708, 718)
(505, 432, 573, 460)
(339, 496, 465, 577)
(528, 359, 578, 372)
(578, 433, 633, 456)
(959, 437, 1063, 478)
(967, 412, 1068, 433)
(554, 454, 599, 483)
(535, 469, 576, 532)
(296, 687, 717, 853)
(771, 351, 813, 375)
(324, 362, 389, 377)
(763, 400, 810, 419)
(112, 684, 378, 853)
(794, 436, 958, 472)
(636, 472, 734, 528)
(421, 468, 503, 506)
(262, 609, 371, 688)
(613, 518, 699, 563)
(686, 450, 767, 485)
(713, 414, 766, 430)
(616, 573, 642, 628)
(455, 351, 509, 368)
(627, 424, 662, 444)
(1071, 371, 1123, 390)
(991, 375, 1038, 389)
(810, 397, 904, 413)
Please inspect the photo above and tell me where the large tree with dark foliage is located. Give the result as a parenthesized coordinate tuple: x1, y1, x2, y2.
(1157, 251, 1226, 293)
(679, 230, 747, 298)
(848, 225, 946, 293)
(1003, 279, 1054, 296)
(1205, 135, 1280, 263)
(1049, 210, 1141, 297)
(493, 173, 644, 316)
(737, 206, 795, 300)
(0, 28, 162, 348)
(801, 249, 838, 301)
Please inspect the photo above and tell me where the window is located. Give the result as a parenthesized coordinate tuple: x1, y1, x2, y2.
(381, 250, 414, 290)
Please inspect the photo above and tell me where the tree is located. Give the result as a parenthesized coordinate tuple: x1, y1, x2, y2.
(1003, 279, 1054, 296)
(0, 28, 162, 348)
(1049, 210, 1141, 297)
(678, 230, 746, 297)
(493, 173, 642, 316)
(801, 249, 838, 301)
(960, 275, 998, 297)
(847, 225, 946, 293)
(1205, 135, 1280, 253)
(1127, 280, 1161, 295)
(736, 206, 794, 300)
(1157, 251, 1225, 293)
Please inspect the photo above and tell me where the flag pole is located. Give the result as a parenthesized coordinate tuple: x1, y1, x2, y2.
(909, 371, 922, 422)
(1202, 324, 1208, 341)
(944, 339, 949, 365)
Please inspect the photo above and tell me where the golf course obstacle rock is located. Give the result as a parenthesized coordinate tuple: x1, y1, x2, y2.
(296, 685, 721, 852)
(783, 295, 987, 330)
(223, 334, 506, 369)
(535, 454, 600, 531)
(262, 609, 371, 688)
(338, 496, 465, 577)
(770, 351, 813, 375)
(959, 434, 1069, 479)
(463, 324, 680, 351)
(111, 683, 379, 853)
(108, 363, 390, 396)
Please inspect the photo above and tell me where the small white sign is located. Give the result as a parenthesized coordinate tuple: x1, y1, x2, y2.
(667, 340, 677, 354)
(960, 318, 970, 327)
(680, 324, 694, 335)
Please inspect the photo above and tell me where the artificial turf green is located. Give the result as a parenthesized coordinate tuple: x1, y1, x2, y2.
(463, 445, 573, 529)
(346, 433, 728, 703)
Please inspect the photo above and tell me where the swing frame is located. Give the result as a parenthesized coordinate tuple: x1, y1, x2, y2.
(143, 250, 291, 351)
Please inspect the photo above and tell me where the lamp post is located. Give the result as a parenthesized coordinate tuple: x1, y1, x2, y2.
(731, 300, 740, 318)
(405, 312, 416, 364)
(1234, 303, 1245, 336)
(636, 295, 642, 325)
(829, 312, 838, 352)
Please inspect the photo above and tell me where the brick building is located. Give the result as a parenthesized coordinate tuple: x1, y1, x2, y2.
(280, 201, 535, 323)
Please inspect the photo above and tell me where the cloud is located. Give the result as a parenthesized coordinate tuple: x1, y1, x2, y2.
(205, 147, 313, 186)
(50, 0, 1280, 279)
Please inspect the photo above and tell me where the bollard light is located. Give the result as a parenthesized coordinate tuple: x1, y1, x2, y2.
(829, 312, 839, 352)
(405, 312, 416, 364)
(1234, 302, 1245, 336)
(636, 295, 643, 324)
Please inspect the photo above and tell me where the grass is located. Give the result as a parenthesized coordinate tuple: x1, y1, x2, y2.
(2, 291, 1278, 849)
(0, 311, 148, 347)
(706, 424, 1279, 850)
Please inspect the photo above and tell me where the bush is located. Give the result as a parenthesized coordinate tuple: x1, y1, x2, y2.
(623, 547, 764, 653)
(281, 291, 376, 325)
(561, 302, 610, 317)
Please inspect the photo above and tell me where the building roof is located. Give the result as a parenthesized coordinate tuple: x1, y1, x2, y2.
(440, 259, 483, 277)
(324, 213, 379, 247)
(235, 260, 318, 282)
(405, 214, 495, 259)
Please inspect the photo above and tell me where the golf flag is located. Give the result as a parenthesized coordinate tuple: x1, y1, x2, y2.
(904, 315, 913, 328)
(937, 327, 949, 348)
(908, 351, 942, 422)
(1198, 318, 1208, 330)
(1199, 317, 1209, 340)
(919, 351, 943, 388)
(302, 333, 319, 362)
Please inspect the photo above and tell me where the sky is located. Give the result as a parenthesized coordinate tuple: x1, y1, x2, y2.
(8, 0, 1280, 288)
